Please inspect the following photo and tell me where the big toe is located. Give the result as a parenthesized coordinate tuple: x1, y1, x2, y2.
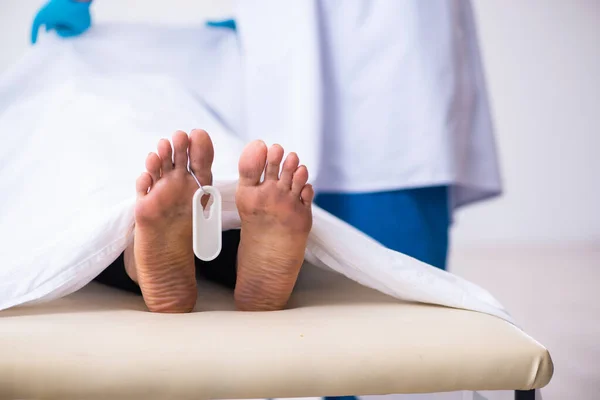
(189, 129, 214, 185)
(238, 140, 267, 186)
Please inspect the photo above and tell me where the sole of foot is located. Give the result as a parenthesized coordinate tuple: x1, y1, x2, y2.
(234, 140, 314, 311)
(129, 129, 213, 313)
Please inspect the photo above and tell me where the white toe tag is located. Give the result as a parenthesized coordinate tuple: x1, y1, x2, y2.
(192, 186, 222, 261)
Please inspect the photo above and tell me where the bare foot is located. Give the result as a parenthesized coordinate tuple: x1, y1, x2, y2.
(127, 129, 214, 313)
(234, 141, 314, 311)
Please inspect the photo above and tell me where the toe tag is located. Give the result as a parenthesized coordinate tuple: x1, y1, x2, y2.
(192, 186, 223, 261)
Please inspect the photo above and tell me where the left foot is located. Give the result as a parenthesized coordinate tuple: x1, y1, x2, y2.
(234, 141, 314, 311)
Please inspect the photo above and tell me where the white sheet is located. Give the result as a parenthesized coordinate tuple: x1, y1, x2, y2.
(0, 24, 513, 325)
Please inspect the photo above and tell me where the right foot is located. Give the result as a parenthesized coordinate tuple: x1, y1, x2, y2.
(128, 129, 214, 313)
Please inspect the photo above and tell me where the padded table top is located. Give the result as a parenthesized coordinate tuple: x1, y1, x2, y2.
(0, 265, 553, 399)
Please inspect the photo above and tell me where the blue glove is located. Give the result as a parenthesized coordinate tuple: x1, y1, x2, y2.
(205, 19, 237, 31)
(31, 0, 92, 44)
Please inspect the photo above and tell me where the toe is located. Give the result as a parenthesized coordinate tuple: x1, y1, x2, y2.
(157, 139, 173, 173)
(189, 129, 214, 186)
(300, 183, 315, 206)
(145, 153, 161, 183)
(279, 152, 300, 188)
(265, 144, 284, 181)
(136, 172, 153, 198)
(172, 130, 189, 169)
(238, 140, 268, 186)
(291, 165, 309, 195)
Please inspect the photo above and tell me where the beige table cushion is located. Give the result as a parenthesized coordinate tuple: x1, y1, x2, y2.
(0, 265, 553, 399)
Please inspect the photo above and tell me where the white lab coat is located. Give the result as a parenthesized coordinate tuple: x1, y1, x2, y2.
(233, 0, 501, 208)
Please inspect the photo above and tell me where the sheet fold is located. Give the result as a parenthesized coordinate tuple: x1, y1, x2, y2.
(0, 25, 513, 325)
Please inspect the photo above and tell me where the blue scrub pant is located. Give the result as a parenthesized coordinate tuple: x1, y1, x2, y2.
(315, 186, 450, 270)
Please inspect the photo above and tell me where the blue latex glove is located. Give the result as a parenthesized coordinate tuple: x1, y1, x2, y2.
(31, 0, 92, 44)
(205, 19, 237, 31)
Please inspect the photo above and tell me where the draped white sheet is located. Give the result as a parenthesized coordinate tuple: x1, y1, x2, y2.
(0, 25, 513, 325)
